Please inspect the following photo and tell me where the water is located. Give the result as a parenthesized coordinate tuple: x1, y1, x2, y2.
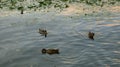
(0, 12, 120, 67)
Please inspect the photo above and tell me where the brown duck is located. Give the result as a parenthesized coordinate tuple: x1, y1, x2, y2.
(41, 48, 59, 55)
(88, 32, 95, 40)
(39, 28, 48, 37)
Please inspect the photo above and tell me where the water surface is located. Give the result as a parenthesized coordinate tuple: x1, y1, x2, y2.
(0, 12, 120, 67)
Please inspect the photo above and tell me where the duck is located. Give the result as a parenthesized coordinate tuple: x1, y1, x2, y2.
(38, 28, 48, 37)
(88, 31, 95, 40)
(41, 48, 59, 55)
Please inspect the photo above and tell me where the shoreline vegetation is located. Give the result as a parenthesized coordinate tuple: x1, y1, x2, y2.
(0, 0, 120, 17)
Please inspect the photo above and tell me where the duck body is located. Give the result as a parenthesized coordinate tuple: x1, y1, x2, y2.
(88, 32, 95, 40)
(39, 28, 48, 37)
(42, 48, 59, 55)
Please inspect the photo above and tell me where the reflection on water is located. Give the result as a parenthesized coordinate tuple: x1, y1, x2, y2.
(0, 12, 120, 67)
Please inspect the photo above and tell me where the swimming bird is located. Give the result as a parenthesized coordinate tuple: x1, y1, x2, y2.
(38, 28, 48, 37)
(41, 48, 59, 55)
(88, 31, 95, 40)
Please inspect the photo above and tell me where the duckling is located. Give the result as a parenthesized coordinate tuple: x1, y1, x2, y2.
(39, 28, 48, 37)
(88, 31, 95, 40)
(42, 48, 59, 55)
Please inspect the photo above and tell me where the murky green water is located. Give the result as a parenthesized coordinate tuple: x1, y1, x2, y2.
(0, 12, 120, 67)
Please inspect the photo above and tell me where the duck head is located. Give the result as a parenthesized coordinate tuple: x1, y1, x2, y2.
(42, 48, 46, 54)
